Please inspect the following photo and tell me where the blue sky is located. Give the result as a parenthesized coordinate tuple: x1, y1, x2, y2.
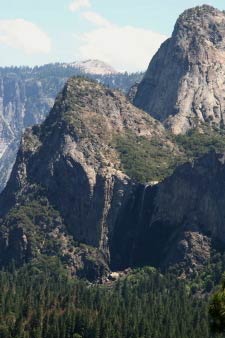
(0, 0, 224, 71)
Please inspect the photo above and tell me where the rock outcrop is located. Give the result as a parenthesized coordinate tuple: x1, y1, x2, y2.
(127, 83, 139, 103)
(134, 5, 225, 134)
(0, 77, 169, 279)
(111, 151, 225, 275)
(149, 151, 225, 271)
(0, 65, 143, 192)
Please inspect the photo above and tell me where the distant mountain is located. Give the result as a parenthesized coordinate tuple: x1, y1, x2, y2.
(67, 59, 118, 75)
(134, 5, 225, 134)
(0, 63, 143, 191)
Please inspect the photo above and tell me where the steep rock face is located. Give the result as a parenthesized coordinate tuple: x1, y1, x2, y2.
(111, 151, 225, 274)
(0, 72, 64, 191)
(0, 65, 143, 192)
(150, 151, 225, 270)
(134, 5, 225, 134)
(0, 77, 168, 277)
(127, 83, 139, 103)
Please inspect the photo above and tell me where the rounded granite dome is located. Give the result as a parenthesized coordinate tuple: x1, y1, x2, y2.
(174, 5, 225, 50)
(134, 5, 225, 134)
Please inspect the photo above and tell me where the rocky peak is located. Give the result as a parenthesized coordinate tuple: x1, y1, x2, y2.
(0, 65, 142, 194)
(134, 5, 225, 134)
(174, 4, 225, 52)
(0, 77, 171, 279)
(43, 77, 164, 173)
(177, 4, 221, 21)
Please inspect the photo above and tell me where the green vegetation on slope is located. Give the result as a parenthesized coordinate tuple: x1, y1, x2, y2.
(0, 194, 78, 269)
(0, 260, 217, 338)
(113, 126, 225, 184)
(113, 133, 179, 183)
(209, 273, 225, 335)
(174, 127, 225, 159)
(3, 199, 63, 252)
(169, 250, 225, 295)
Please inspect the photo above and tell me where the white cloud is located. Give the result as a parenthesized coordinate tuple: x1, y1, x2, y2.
(77, 25, 167, 72)
(81, 11, 112, 28)
(0, 19, 51, 54)
(69, 0, 91, 12)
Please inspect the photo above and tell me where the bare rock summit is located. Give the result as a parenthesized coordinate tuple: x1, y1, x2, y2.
(69, 59, 118, 75)
(134, 5, 225, 134)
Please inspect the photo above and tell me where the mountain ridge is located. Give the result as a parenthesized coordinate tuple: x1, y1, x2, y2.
(0, 63, 143, 192)
(0, 77, 174, 280)
(66, 59, 118, 75)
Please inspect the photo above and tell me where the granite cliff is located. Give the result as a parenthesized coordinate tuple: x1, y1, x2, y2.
(134, 5, 225, 134)
(112, 151, 225, 276)
(0, 64, 143, 192)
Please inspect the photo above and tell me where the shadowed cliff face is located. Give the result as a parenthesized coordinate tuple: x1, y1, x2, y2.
(149, 151, 225, 268)
(110, 184, 159, 270)
(134, 5, 225, 134)
(112, 151, 225, 274)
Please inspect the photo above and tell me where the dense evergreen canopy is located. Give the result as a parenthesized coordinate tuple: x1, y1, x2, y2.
(0, 257, 219, 338)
